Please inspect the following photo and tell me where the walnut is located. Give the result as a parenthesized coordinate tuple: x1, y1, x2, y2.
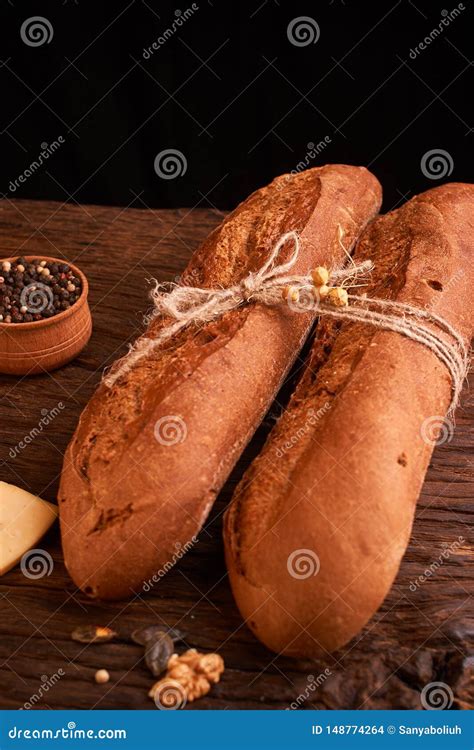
(149, 649, 224, 705)
(195, 653, 225, 683)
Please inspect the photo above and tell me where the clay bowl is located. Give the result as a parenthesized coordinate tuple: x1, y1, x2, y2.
(0, 255, 92, 375)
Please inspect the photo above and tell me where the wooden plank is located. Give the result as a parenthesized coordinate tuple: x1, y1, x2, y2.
(0, 199, 472, 710)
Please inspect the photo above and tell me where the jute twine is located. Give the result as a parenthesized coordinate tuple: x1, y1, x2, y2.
(103, 231, 469, 414)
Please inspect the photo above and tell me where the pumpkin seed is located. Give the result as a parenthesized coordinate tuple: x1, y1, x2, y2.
(71, 625, 118, 644)
(131, 625, 185, 646)
(144, 632, 174, 677)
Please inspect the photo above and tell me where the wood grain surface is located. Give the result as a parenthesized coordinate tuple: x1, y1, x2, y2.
(0, 199, 472, 711)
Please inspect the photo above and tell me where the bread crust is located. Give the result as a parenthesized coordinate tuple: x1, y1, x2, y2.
(224, 183, 474, 657)
(58, 165, 381, 599)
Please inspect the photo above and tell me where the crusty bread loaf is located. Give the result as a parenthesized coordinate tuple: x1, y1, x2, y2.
(58, 165, 381, 599)
(224, 182, 474, 657)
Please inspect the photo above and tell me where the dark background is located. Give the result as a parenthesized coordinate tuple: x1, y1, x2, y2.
(0, 0, 472, 213)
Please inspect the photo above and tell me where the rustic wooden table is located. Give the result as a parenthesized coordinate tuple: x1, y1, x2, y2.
(0, 199, 472, 711)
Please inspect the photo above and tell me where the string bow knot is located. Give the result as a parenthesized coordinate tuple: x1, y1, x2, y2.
(104, 231, 469, 415)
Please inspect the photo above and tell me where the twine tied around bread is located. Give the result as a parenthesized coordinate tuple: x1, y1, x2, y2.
(103, 231, 469, 414)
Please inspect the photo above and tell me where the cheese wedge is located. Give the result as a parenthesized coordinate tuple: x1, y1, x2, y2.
(0, 481, 58, 576)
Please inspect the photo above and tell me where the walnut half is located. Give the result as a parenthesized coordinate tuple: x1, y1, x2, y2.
(149, 648, 224, 706)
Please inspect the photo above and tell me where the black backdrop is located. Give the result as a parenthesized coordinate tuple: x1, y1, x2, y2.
(1, 0, 472, 212)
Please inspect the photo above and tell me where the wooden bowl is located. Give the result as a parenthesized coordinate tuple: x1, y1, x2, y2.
(0, 256, 92, 375)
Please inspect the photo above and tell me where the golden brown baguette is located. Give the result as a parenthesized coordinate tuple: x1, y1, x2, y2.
(58, 165, 381, 600)
(224, 182, 474, 657)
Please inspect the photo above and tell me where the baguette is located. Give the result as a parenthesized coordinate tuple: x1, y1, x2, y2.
(224, 182, 474, 657)
(58, 165, 381, 599)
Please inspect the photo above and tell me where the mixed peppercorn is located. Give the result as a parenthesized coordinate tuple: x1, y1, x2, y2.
(0, 257, 83, 323)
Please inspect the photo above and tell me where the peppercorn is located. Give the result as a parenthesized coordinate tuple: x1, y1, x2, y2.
(0, 257, 83, 324)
